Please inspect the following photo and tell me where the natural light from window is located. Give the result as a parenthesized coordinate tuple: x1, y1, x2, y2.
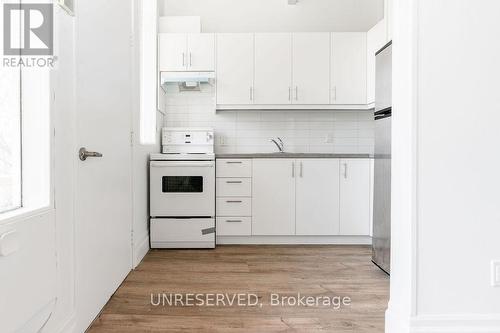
(0, 67, 22, 213)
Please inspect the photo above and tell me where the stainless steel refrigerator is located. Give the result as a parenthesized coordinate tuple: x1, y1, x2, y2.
(372, 41, 392, 275)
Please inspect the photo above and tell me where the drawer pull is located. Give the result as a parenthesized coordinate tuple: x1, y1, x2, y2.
(226, 200, 243, 203)
(226, 180, 243, 184)
(226, 161, 243, 164)
(225, 219, 243, 223)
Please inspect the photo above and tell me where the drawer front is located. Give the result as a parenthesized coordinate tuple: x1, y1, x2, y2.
(216, 159, 252, 178)
(216, 198, 252, 216)
(217, 217, 251, 236)
(216, 178, 252, 197)
(150, 218, 215, 248)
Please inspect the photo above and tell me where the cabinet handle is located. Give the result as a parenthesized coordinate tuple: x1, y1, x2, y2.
(333, 86, 337, 101)
(226, 180, 242, 184)
(288, 87, 291, 101)
(182, 52, 185, 67)
(226, 200, 243, 203)
(292, 162, 295, 178)
(189, 52, 192, 67)
(226, 161, 242, 164)
(343, 163, 348, 179)
(295, 86, 298, 101)
(250, 87, 253, 101)
(300, 162, 303, 177)
(226, 219, 243, 223)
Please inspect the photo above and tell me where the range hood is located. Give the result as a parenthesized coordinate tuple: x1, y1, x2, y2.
(160, 71, 215, 92)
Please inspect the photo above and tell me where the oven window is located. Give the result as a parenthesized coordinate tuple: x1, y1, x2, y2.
(162, 176, 203, 193)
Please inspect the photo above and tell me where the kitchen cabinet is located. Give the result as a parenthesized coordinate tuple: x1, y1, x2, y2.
(367, 20, 387, 105)
(292, 33, 331, 105)
(331, 33, 367, 105)
(296, 159, 340, 235)
(158, 33, 215, 71)
(216, 33, 254, 105)
(187, 33, 215, 71)
(254, 33, 292, 105)
(252, 159, 296, 235)
(339, 159, 371, 235)
(159, 33, 187, 71)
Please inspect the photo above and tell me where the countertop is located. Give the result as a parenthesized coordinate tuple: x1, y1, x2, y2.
(216, 153, 373, 159)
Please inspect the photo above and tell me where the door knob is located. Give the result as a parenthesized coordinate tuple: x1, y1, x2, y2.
(79, 147, 103, 161)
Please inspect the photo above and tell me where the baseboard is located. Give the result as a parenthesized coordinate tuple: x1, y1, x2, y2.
(410, 314, 500, 333)
(133, 234, 150, 268)
(217, 235, 372, 245)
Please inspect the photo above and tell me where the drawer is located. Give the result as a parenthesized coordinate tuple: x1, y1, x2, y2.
(216, 198, 251, 216)
(217, 178, 251, 197)
(216, 159, 252, 178)
(150, 218, 215, 248)
(217, 217, 251, 236)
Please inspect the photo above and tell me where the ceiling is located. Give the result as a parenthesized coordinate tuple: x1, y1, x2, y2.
(160, 0, 385, 32)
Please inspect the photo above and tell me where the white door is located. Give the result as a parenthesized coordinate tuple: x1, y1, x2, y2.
(216, 33, 254, 105)
(74, 0, 133, 330)
(254, 33, 292, 104)
(159, 33, 187, 71)
(296, 159, 340, 235)
(331, 33, 367, 105)
(292, 33, 330, 105)
(339, 159, 371, 235)
(187, 33, 215, 71)
(252, 159, 295, 235)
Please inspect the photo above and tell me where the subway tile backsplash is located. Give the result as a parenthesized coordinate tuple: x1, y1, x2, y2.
(164, 91, 374, 154)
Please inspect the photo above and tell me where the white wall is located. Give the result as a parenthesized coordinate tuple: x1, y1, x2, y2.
(160, 0, 384, 32)
(388, 0, 500, 332)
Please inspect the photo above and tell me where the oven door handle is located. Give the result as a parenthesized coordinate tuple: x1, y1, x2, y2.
(150, 161, 214, 168)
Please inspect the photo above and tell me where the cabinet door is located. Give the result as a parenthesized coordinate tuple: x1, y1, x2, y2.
(367, 20, 387, 104)
(339, 159, 371, 235)
(331, 33, 367, 105)
(252, 159, 295, 235)
(159, 33, 187, 71)
(292, 33, 330, 105)
(187, 33, 215, 71)
(216, 33, 254, 105)
(296, 159, 340, 235)
(254, 33, 292, 104)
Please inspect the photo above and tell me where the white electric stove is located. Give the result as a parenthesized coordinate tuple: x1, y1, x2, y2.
(149, 128, 215, 249)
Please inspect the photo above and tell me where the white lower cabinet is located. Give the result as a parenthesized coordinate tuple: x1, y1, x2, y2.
(217, 217, 251, 236)
(252, 159, 296, 235)
(339, 159, 371, 235)
(296, 159, 340, 235)
(218, 158, 372, 240)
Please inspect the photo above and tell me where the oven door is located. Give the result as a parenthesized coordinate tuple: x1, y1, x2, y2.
(150, 160, 215, 217)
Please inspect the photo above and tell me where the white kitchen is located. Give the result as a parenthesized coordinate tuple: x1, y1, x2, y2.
(1, 0, 499, 333)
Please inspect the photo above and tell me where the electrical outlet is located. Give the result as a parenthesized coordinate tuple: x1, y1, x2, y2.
(492, 261, 500, 287)
(218, 135, 226, 146)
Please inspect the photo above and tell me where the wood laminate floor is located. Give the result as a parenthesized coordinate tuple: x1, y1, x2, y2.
(88, 245, 389, 333)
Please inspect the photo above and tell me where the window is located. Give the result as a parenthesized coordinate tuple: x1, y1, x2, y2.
(0, 67, 22, 213)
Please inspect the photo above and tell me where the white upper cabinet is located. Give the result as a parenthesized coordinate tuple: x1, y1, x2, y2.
(187, 33, 215, 71)
(296, 159, 340, 235)
(331, 33, 367, 105)
(339, 159, 371, 235)
(159, 33, 215, 71)
(292, 33, 331, 105)
(252, 159, 296, 235)
(254, 33, 293, 105)
(367, 20, 388, 105)
(216, 33, 254, 105)
(159, 33, 187, 71)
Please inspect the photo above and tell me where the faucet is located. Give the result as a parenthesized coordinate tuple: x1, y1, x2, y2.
(270, 137, 285, 153)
